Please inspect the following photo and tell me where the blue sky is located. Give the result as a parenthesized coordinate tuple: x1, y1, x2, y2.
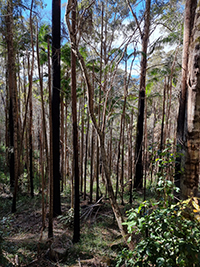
(41, 0, 67, 23)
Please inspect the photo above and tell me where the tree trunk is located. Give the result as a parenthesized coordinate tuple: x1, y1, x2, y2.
(52, 0, 61, 217)
(181, 2, 200, 199)
(65, 102, 69, 187)
(60, 89, 64, 192)
(28, 0, 35, 199)
(160, 78, 166, 152)
(175, 0, 197, 194)
(89, 126, 95, 203)
(84, 111, 89, 200)
(134, 0, 151, 189)
(5, 0, 18, 212)
(128, 109, 133, 204)
(48, 36, 53, 238)
(70, 0, 80, 243)
(36, 23, 49, 192)
(80, 91, 84, 193)
(65, 3, 134, 250)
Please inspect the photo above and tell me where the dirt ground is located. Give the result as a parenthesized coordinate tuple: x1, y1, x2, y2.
(0, 188, 127, 267)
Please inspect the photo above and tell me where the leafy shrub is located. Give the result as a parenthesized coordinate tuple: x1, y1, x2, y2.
(117, 144, 200, 266)
(58, 208, 74, 227)
(117, 182, 200, 267)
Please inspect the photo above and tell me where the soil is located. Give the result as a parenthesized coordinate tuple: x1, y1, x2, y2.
(0, 188, 128, 267)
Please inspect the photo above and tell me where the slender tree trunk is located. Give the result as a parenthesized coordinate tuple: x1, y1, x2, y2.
(9, 97, 14, 189)
(109, 126, 112, 176)
(84, 112, 89, 200)
(60, 90, 64, 192)
(28, 0, 35, 198)
(65, 102, 69, 187)
(80, 91, 84, 193)
(160, 78, 166, 152)
(150, 103, 156, 185)
(29, 62, 34, 198)
(65, 3, 134, 250)
(70, 0, 80, 243)
(99, 134, 134, 250)
(52, 0, 61, 217)
(89, 126, 95, 203)
(129, 109, 133, 204)
(143, 82, 148, 201)
(48, 37, 53, 238)
(119, 51, 128, 205)
(5, 72, 9, 173)
(36, 23, 49, 189)
(134, 0, 151, 189)
(40, 129, 45, 228)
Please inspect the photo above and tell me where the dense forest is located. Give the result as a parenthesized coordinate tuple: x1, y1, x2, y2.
(1, 0, 200, 266)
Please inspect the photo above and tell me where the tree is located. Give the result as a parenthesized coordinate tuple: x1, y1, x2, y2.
(180, 1, 200, 199)
(175, 0, 197, 197)
(5, 0, 19, 213)
(133, 0, 151, 189)
(52, 0, 61, 217)
(71, 0, 80, 243)
(65, 1, 135, 249)
(29, 0, 35, 198)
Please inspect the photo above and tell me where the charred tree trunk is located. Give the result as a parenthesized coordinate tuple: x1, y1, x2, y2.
(134, 0, 151, 189)
(52, 0, 61, 216)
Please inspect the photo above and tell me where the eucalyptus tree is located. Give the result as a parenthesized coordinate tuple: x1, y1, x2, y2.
(67, 0, 80, 243)
(175, 0, 197, 197)
(179, 1, 200, 199)
(125, 0, 184, 190)
(126, 0, 151, 189)
(52, 0, 62, 217)
(4, 0, 19, 212)
(66, 0, 136, 250)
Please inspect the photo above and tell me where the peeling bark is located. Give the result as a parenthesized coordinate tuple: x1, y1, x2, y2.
(181, 2, 200, 198)
(176, 0, 197, 197)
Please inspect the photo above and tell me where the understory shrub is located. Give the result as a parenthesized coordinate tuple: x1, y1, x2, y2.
(117, 178, 200, 266)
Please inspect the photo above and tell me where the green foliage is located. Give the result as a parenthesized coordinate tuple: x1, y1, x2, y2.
(58, 208, 74, 228)
(117, 169, 200, 266)
(117, 145, 200, 266)
(152, 141, 183, 184)
(118, 198, 200, 266)
(61, 43, 71, 67)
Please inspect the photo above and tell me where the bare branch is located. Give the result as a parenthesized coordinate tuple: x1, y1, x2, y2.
(125, 0, 143, 37)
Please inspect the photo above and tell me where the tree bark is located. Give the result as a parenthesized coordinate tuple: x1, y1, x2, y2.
(52, 0, 61, 216)
(84, 111, 89, 200)
(70, 0, 80, 243)
(5, 0, 18, 212)
(175, 0, 197, 194)
(36, 23, 49, 191)
(48, 36, 53, 238)
(28, 1, 35, 197)
(134, 0, 151, 189)
(65, 2, 134, 250)
(181, 2, 200, 199)
(90, 126, 95, 203)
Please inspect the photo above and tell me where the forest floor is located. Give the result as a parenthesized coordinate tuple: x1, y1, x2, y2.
(0, 185, 141, 267)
